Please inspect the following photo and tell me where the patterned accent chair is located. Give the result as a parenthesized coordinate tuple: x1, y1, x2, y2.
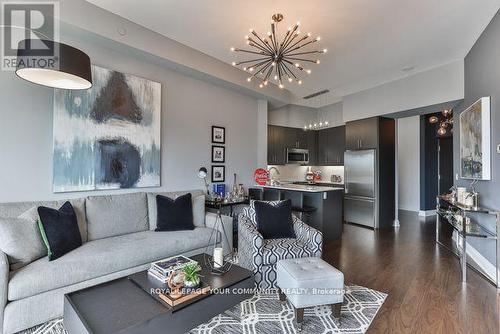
(238, 203, 323, 290)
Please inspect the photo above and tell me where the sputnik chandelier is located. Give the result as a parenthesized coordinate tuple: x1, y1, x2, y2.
(230, 13, 327, 89)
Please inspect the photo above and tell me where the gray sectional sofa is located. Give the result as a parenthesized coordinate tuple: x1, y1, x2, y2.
(0, 190, 232, 334)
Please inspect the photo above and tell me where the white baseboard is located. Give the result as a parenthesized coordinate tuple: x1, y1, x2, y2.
(418, 209, 436, 217)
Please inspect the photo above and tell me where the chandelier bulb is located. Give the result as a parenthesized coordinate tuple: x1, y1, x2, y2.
(279, 84, 284, 89)
(325, 121, 329, 125)
(288, 77, 293, 82)
(316, 36, 321, 41)
(267, 31, 272, 36)
(309, 124, 312, 128)
(298, 80, 302, 85)
(243, 67, 247, 71)
(230, 47, 235, 52)
(295, 63, 300, 67)
(272, 62, 276, 66)
(249, 29, 254, 33)
(247, 77, 252, 82)
(306, 69, 312, 74)
(316, 60, 320, 64)
(288, 26, 292, 31)
(231, 62, 236, 66)
(264, 80, 268, 85)
(297, 21, 301, 26)
(307, 32, 312, 37)
(323, 48, 328, 53)
(304, 125, 307, 130)
(246, 41, 250, 45)
(274, 75, 278, 80)
(245, 35, 249, 40)
(319, 122, 323, 126)
(259, 83, 264, 88)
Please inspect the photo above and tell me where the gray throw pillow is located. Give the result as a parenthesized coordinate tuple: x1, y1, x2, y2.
(0, 207, 47, 271)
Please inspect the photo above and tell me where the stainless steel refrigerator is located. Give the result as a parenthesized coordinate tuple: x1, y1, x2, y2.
(344, 149, 377, 228)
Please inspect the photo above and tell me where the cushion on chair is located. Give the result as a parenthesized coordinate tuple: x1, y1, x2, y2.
(254, 200, 296, 239)
(261, 238, 315, 266)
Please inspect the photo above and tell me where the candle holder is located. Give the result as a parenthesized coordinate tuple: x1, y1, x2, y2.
(203, 208, 233, 275)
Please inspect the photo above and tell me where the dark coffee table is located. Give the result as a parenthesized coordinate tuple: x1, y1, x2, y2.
(63, 254, 253, 334)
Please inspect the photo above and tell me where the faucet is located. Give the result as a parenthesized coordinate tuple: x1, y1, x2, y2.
(267, 167, 280, 185)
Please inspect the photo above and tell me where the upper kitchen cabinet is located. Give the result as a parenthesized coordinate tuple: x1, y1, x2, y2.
(317, 125, 345, 166)
(267, 125, 286, 165)
(345, 117, 379, 150)
(306, 130, 318, 165)
(283, 126, 308, 149)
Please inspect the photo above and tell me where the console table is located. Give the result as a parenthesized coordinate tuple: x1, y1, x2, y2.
(436, 195, 500, 287)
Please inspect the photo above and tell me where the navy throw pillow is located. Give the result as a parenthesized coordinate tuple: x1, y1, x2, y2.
(155, 193, 194, 231)
(254, 199, 296, 239)
(37, 202, 82, 261)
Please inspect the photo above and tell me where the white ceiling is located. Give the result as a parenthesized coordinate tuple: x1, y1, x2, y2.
(86, 0, 500, 106)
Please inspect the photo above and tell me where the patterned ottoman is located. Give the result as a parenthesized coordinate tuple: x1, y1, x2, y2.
(276, 257, 344, 329)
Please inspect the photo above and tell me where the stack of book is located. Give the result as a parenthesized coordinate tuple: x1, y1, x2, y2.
(148, 255, 197, 283)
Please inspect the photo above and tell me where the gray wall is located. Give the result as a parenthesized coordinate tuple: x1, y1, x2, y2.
(397, 116, 420, 211)
(454, 11, 500, 211)
(454, 10, 500, 268)
(0, 28, 259, 202)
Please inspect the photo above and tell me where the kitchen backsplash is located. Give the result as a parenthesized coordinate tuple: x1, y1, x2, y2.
(267, 165, 344, 183)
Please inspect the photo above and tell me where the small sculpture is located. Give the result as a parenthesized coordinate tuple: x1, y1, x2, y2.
(167, 271, 185, 299)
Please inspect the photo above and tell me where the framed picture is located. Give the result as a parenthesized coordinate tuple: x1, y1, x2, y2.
(53, 65, 161, 192)
(212, 126, 225, 144)
(212, 145, 225, 163)
(211, 165, 225, 183)
(459, 97, 491, 180)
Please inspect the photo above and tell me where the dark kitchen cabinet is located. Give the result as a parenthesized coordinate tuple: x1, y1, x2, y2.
(317, 126, 345, 166)
(345, 117, 378, 150)
(317, 129, 328, 165)
(306, 130, 318, 165)
(267, 125, 286, 165)
(283, 127, 308, 149)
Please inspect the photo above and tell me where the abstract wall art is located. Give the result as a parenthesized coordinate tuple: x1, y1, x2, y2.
(53, 65, 161, 192)
(459, 96, 491, 180)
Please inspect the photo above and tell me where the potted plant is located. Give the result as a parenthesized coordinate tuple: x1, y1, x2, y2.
(182, 263, 202, 288)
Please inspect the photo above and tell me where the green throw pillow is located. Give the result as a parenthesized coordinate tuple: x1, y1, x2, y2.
(37, 219, 52, 259)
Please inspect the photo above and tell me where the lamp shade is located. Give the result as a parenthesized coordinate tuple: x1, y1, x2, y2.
(15, 39, 92, 90)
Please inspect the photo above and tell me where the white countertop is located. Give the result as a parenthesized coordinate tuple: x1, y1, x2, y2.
(257, 183, 343, 193)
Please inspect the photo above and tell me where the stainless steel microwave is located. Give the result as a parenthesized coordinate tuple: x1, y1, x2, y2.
(286, 148, 309, 164)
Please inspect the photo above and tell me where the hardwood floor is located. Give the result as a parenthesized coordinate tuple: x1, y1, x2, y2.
(323, 210, 499, 334)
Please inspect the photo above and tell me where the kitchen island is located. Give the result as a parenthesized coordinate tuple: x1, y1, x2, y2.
(257, 183, 343, 242)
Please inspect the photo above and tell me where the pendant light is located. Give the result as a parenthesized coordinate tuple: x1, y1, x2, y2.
(15, 39, 92, 90)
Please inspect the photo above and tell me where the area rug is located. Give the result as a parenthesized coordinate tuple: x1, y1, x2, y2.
(20, 285, 386, 334)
